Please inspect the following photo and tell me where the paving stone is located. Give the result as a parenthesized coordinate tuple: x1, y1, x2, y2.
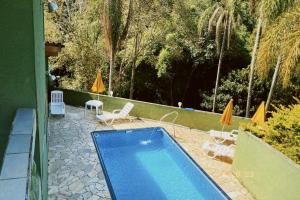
(69, 180, 84, 193)
(88, 170, 97, 178)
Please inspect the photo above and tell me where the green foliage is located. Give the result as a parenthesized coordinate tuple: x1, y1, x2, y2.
(156, 48, 172, 77)
(201, 66, 299, 115)
(261, 0, 299, 22)
(201, 67, 269, 115)
(257, 4, 300, 86)
(29, 161, 41, 200)
(46, 1, 108, 90)
(245, 100, 300, 164)
(44, 0, 300, 110)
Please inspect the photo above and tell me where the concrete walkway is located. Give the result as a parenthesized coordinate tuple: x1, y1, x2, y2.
(48, 105, 254, 200)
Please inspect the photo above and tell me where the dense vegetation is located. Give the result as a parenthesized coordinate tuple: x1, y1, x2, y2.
(244, 100, 300, 164)
(45, 0, 300, 116)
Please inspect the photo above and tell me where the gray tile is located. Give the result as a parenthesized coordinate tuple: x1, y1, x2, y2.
(0, 153, 29, 179)
(0, 178, 27, 200)
(6, 135, 32, 154)
(14, 108, 34, 121)
(12, 121, 33, 134)
(12, 109, 35, 135)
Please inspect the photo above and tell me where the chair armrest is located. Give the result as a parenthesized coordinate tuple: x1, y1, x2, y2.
(112, 109, 121, 114)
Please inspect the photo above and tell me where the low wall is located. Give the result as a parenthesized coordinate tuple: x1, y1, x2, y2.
(61, 89, 249, 131)
(0, 109, 41, 200)
(232, 131, 300, 200)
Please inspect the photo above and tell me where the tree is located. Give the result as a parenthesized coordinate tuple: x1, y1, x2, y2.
(265, 56, 281, 113)
(45, 0, 108, 90)
(246, 0, 299, 117)
(256, 1, 300, 113)
(245, 7, 263, 117)
(198, 0, 243, 112)
(102, 0, 133, 94)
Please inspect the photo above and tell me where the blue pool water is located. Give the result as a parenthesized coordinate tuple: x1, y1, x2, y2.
(92, 127, 230, 200)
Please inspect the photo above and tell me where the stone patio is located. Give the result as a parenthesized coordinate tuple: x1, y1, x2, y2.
(48, 105, 254, 200)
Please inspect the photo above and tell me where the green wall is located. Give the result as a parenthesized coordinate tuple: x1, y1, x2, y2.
(33, 0, 48, 198)
(0, 0, 48, 199)
(61, 89, 249, 131)
(232, 131, 300, 200)
(0, 0, 37, 168)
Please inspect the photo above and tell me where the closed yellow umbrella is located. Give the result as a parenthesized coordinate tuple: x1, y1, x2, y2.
(220, 99, 234, 127)
(92, 70, 105, 100)
(251, 101, 265, 124)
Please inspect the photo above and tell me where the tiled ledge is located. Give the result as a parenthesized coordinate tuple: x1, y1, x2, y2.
(0, 108, 36, 200)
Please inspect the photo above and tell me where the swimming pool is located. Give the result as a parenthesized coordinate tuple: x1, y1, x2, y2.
(92, 127, 230, 200)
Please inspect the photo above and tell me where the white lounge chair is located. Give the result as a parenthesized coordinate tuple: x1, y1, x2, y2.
(49, 90, 65, 116)
(96, 102, 134, 125)
(208, 129, 238, 144)
(202, 141, 235, 159)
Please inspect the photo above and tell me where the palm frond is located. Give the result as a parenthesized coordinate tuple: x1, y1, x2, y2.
(261, 0, 298, 22)
(215, 11, 225, 54)
(197, 5, 216, 36)
(208, 6, 222, 34)
(102, 0, 123, 56)
(256, 6, 300, 86)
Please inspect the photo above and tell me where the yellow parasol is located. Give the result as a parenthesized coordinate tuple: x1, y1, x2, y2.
(251, 101, 265, 124)
(220, 99, 234, 129)
(92, 70, 105, 100)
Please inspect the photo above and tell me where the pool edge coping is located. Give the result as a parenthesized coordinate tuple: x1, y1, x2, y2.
(91, 127, 231, 200)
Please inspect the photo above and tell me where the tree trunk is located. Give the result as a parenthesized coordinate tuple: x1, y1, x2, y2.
(108, 52, 114, 94)
(265, 56, 281, 115)
(129, 33, 139, 99)
(246, 8, 263, 117)
(129, 62, 136, 99)
(212, 18, 228, 112)
(170, 77, 174, 106)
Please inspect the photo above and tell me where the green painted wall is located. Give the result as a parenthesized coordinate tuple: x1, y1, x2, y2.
(0, 0, 37, 168)
(232, 131, 300, 200)
(0, 0, 48, 199)
(61, 89, 249, 131)
(33, 0, 48, 199)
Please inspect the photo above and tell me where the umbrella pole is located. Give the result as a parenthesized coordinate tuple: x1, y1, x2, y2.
(97, 93, 99, 100)
(221, 125, 225, 133)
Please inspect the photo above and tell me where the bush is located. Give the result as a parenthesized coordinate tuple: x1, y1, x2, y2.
(245, 101, 300, 164)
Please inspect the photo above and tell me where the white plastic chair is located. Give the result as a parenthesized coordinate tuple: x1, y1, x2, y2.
(202, 141, 235, 159)
(208, 130, 238, 144)
(96, 102, 134, 125)
(49, 90, 65, 116)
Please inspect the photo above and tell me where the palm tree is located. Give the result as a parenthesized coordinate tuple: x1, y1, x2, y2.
(246, 0, 299, 116)
(256, 1, 300, 113)
(198, 0, 242, 112)
(102, 0, 133, 94)
(102, 0, 122, 94)
(245, 7, 263, 118)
